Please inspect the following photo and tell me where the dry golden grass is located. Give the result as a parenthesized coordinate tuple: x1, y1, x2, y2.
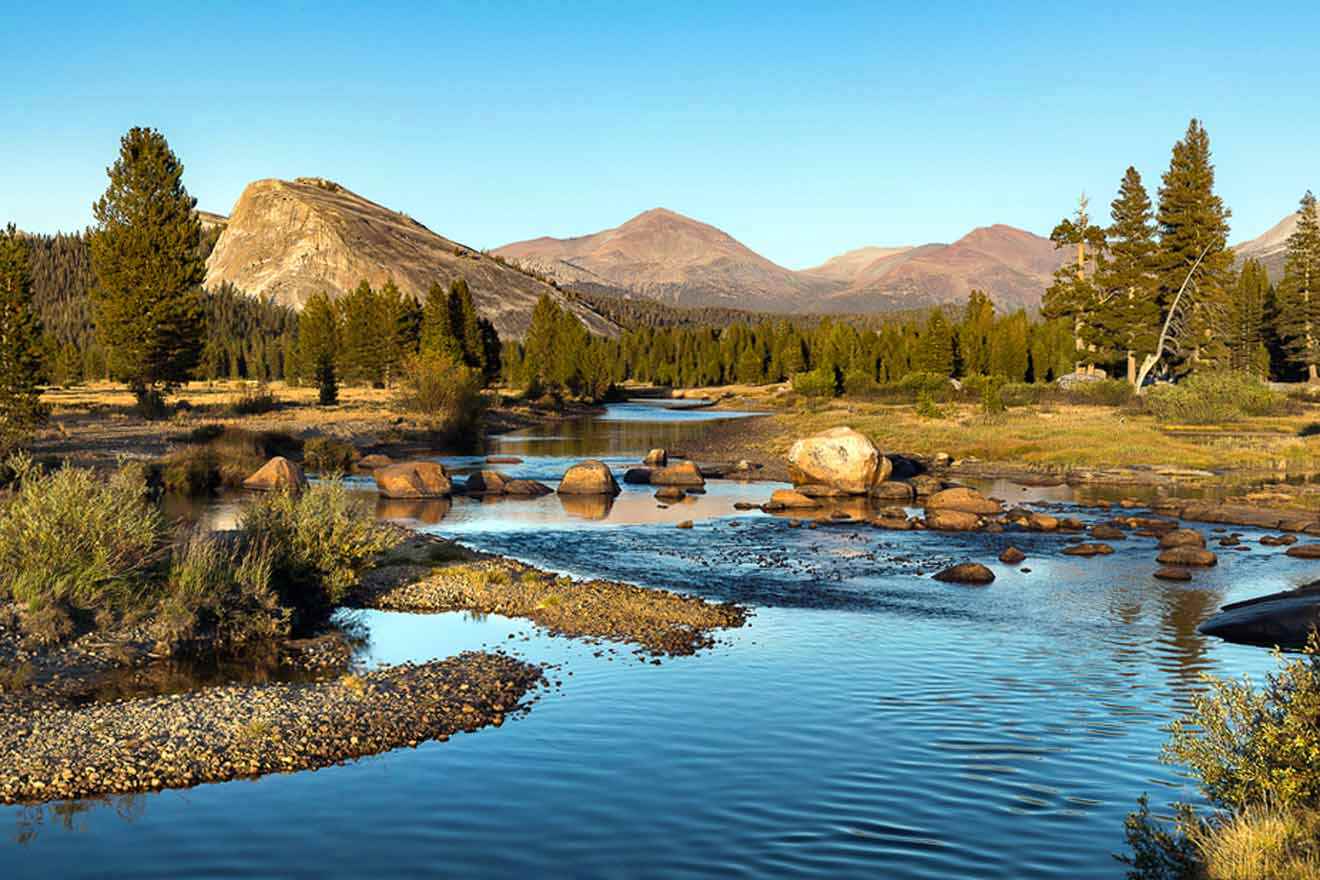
(1194, 806, 1320, 880)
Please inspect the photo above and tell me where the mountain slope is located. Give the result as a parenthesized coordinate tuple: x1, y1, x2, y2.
(494, 208, 842, 311)
(1234, 211, 1298, 281)
(204, 178, 617, 339)
(814, 225, 1065, 313)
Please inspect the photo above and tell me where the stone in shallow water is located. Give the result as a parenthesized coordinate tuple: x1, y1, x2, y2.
(243, 456, 307, 492)
(1062, 543, 1115, 557)
(1153, 566, 1193, 581)
(558, 461, 621, 496)
(932, 563, 995, 585)
(1159, 528, 1206, 550)
(375, 461, 451, 498)
(999, 546, 1026, 564)
(1156, 546, 1217, 567)
(1286, 543, 1320, 559)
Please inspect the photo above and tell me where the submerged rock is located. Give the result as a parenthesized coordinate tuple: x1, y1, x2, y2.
(932, 563, 995, 585)
(1156, 546, 1218, 567)
(558, 460, 621, 496)
(925, 487, 1002, 516)
(769, 489, 820, 509)
(786, 426, 890, 495)
(242, 456, 307, 492)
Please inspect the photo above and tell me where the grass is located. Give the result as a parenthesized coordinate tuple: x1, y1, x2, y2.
(160, 426, 302, 495)
(1193, 805, 1320, 880)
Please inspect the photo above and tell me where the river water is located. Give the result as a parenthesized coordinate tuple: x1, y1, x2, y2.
(4, 402, 1312, 878)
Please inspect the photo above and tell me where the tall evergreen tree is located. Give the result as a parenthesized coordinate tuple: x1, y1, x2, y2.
(420, 281, 461, 359)
(1043, 193, 1106, 371)
(1093, 167, 1159, 383)
(917, 309, 954, 376)
(297, 292, 340, 381)
(957, 290, 995, 376)
(1228, 259, 1271, 377)
(89, 127, 205, 401)
(447, 279, 484, 372)
(0, 226, 48, 433)
(1154, 119, 1234, 371)
(338, 280, 383, 385)
(1275, 191, 1320, 381)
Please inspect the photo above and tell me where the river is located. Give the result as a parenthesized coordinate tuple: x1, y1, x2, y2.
(4, 401, 1309, 878)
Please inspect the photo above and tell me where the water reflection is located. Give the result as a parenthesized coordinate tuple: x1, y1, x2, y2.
(13, 795, 144, 846)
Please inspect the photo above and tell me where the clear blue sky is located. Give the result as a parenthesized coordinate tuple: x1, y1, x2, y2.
(3, 1, 1316, 268)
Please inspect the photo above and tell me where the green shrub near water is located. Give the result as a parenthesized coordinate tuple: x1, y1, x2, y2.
(393, 350, 486, 441)
(1145, 371, 1287, 424)
(302, 436, 358, 475)
(160, 426, 302, 495)
(155, 532, 288, 652)
(790, 368, 836, 398)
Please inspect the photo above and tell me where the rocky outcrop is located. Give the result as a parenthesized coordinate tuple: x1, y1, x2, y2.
(204, 178, 618, 339)
(557, 461, 621, 496)
(242, 457, 307, 492)
(374, 461, 452, 498)
(787, 427, 889, 495)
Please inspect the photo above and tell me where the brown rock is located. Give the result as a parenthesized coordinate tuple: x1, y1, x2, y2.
(676, 520, 694, 529)
(649, 461, 706, 487)
(622, 468, 653, 485)
(786, 426, 890, 495)
(1154, 566, 1193, 581)
(558, 460, 621, 496)
(1156, 547, 1218, 567)
(1062, 542, 1115, 557)
(1286, 544, 1320, 559)
(872, 481, 916, 501)
(503, 479, 553, 496)
(999, 546, 1026, 564)
(871, 517, 913, 530)
(797, 483, 850, 498)
(242, 456, 307, 492)
(1261, 534, 1298, 546)
(909, 474, 945, 496)
(655, 486, 686, 501)
(1090, 524, 1126, 540)
(770, 489, 820, 509)
(925, 487, 1002, 516)
(465, 470, 510, 494)
(1027, 513, 1059, 532)
(932, 563, 995, 585)
(643, 448, 668, 467)
(925, 509, 982, 532)
(374, 461, 452, 498)
(1159, 528, 1206, 550)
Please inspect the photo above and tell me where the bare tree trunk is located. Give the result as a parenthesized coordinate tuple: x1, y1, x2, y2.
(1135, 246, 1212, 393)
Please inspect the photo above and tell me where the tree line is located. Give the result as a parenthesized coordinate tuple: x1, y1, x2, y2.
(1043, 118, 1320, 385)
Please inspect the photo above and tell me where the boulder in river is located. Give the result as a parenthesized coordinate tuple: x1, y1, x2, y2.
(908, 474, 945, 496)
(1286, 543, 1320, 559)
(504, 478, 553, 496)
(925, 487, 1002, 516)
(655, 486, 686, 502)
(999, 546, 1026, 564)
(644, 448, 668, 467)
(1159, 528, 1206, 549)
(465, 470, 511, 494)
(1156, 546, 1218, 567)
(558, 460, 621, 496)
(769, 489, 820, 509)
(932, 563, 995, 585)
(1199, 582, 1320, 648)
(1089, 524, 1126, 540)
(243, 456, 307, 492)
(374, 461, 452, 498)
(786, 426, 890, 495)
(1062, 543, 1115, 557)
(649, 461, 706, 487)
(872, 481, 916, 501)
(925, 509, 982, 532)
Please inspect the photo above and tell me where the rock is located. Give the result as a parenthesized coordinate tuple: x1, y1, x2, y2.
(1286, 544, 1320, 559)
(786, 426, 890, 495)
(1062, 542, 1115, 557)
(733, 459, 758, 473)
(503, 479, 553, 496)
(649, 461, 706, 487)
(999, 546, 1026, 564)
(485, 455, 523, 465)
(355, 453, 394, 472)
(1199, 583, 1320, 648)
(676, 520, 694, 529)
(654, 486, 686, 501)
(622, 468, 653, 485)
(932, 563, 995, 585)
(933, 452, 952, 467)
(1159, 529, 1206, 549)
(374, 461, 452, 498)
(643, 448, 668, 467)
(908, 474, 944, 497)
(1059, 518, 1086, 531)
(557, 461, 621, 496)
(925, 509, 982, 531)
(1154, 567, 1193, 581)
(872, 481, 916, 501)
(871, 517, 913, 530)
(1027, 513, 1059, 532)
(1179, 502, 1293, 530)
(1089, 524, 1126, 540)
(770, 489, 820, 509)
(242, 456, 307, 492)
(925, 487, 1002, 516)
(1156, 547, 1218, 567)
(1261, 534, 1298, 546)
(465, 470, 511, 494)
(733, 502, 758, 511)
(796, 483, 850, 498)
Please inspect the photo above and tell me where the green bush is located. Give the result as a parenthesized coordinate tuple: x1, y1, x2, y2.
(980, 375, 1006, 415)
(898, 371, 953, 400)
(0, 455, 169, 635)
(1062, 378, 1135, 406)
(160, 426, 302, 495)
(841, 369, 879, 397)
(393, 351, 486, 439)
(1145, 371, 1287, 424)
(303, 436, 358, 475)
(239, 481, 400, 624)
(791, 368, 836, 398)
(230, 382, 279, 415)
(914, 391, 946, 419)
(1001, 381, 1043, 407)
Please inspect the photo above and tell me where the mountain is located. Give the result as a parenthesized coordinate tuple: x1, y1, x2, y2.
(1234, 211, 1298, 281)
(203, 177, 617, 339)
(811, 225, 1066, 313)
(493, 208, 841, 311)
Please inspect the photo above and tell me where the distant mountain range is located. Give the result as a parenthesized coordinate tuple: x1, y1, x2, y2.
(1233, 211, 1299, 281)
(496, 211, 1068, 314)
(202, 178, 618, 339)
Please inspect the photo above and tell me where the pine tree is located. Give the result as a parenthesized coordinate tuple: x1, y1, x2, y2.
(447, 279, 484, 372)
(917, 309, 954, 376)
(297, 292, 340, 382)
(420, 281, 461, 358)
(1275, 191, 1320, 381)
(338, 280, 382, 385)
(1228, 259, 1271, 377)
(957, 290, 995, 376)
(1043, 193, 1106, 371)
(315, 352, 338, 406)
(0, 226, 48, 434)
(89, 127, 205, 402)
(1093, 167, 1159, 383)
(1154, 119, 1234, 372)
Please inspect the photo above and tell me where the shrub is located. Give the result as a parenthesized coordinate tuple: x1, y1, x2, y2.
(239, 481, 400, 626)
(303, 436, 358, 475)
(1146, 371, 1288, 425)
(980, 375, 1006, 415)
(1001, 381, 1043, 407)
(393, 351, 485, 439)
(914, 391, 946, 419)
(1062, 377, 1134, 406)
(0, 455, 169, 636)
(841, 369, 878, 397)
(791, 368, 836, 398)
(898, 371, 953, 401)
(1192, 804, 1320, 880)
(230, 382, 279, 416)
(154, 532, 289, 654)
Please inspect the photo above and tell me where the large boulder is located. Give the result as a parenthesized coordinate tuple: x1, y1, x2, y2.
(933, 563, 995, 585)
(649, 461, 706, 487)
(1156, 546, 1218, 567)
(374, 461, 452, 498)
(786, 427, 890, 495)
(242, 456, 307, 492)
(924, 487, 1002, 516)
(925, 509, 982, 531)
(465, 470, 511, 494)
(1199, 584, 1320, 649)
(558, 460, 621, 496)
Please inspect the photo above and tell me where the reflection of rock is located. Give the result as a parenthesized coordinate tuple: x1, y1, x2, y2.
(623, 468, 652, 484)
(655, 486, 686, 501)
(558, 492, 614, 520)
(787, 426, 889, 494)
(375, 461, 451, 498)
(1199, 583, 1320, 648)
(933, 563, 995, 584)
(375, 497, 452, 524)
(242, 456, 307, 492)
(769, 489, 819, 509)
(558, 460, 621, 496)
(1154, 566, 1192, 581)
(925, 487, 1001, 516)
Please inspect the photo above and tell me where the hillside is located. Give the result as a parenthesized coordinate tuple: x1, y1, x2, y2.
(203, 178, 617, 339)
(494, 208, 842, 311)
(1234, 210, 1298, 281)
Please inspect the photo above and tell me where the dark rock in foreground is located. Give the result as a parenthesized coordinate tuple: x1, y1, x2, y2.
(1199, 583, 1320, 649)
